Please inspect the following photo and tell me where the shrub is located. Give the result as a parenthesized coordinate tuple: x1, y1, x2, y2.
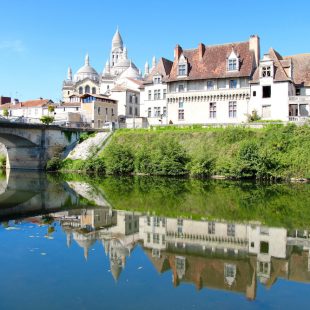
(105, 144, 134, 175)
(79, 132, 96, 143)
(46, 157, 62, 171)
(145, 138, 189, 176)
(84, 158, 105, 174)
(40, 115, 54, 125)
(189, 156, 215, 177)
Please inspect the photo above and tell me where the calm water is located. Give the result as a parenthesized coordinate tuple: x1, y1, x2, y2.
(0, 171, 310, 309)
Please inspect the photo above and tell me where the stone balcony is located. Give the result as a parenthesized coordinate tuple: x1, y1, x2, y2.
(167, 88, 250, 103)
(288, 96, 310, 122)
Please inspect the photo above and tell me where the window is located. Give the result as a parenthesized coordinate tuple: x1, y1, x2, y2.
(163, 89, 167, 99)
(153, 233, 160, 244)
(179, 101, 184, 109)
(92, 87, 96, 94)
(79, 87, 83, 94)
(85, 85, 90, 93)
(207, 80, 214, 90)
(154, 76, 161, 84)
(229, 80, 237, 89)
(251, 242, 255, 248)
(135, 96, 138, 104)
(154, 107, 161, 117)
(178, 84, 184, 92)
(163, 107, 167, 117)
(260, 241, 269, 254)
(148, 90, 152, 100)
(148, 107, 151, 117)
(154, 89, 160, 100)
(129, 106, 132, 115)
(229, 101, 237, 118)
(296, 88, 301, 96)
(177, 218, 183, 226)
(178, 109, 184, 120)
(162, 235, 165, 245)
(262, 66, 271, 77)
(147, 233, 150, 243)
(178, 64, 186, 76)
(228, 58, 237, 71)
(209, 102, 216, 118)
(253, 91, 256, 97)
(227, 224, 235, 237)
(154, 217, 160, 227)
(135, 107, 138, 116)
(262, 86, 271, 98)
(147, 216, 151, 226)
(97, 120, 101, 127)
(129, 95, 132, 103)
(98, 107, 101, 115)
(208, 222, 215, 234)
(112, 108, 114, 116)
(107, 85, 109, 90)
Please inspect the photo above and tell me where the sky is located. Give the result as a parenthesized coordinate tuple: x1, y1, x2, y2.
(1, 0, 310, 102)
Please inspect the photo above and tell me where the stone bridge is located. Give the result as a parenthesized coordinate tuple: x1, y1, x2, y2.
(0, 123, 96, 170)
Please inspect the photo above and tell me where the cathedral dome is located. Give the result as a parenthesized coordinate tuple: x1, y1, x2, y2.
(119, 62, 140, 79)
(74, 54, 99, 82)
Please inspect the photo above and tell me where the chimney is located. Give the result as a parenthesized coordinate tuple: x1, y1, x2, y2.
(249, 35, 260, 68)
(198, 43, 205, 60)
(174, 44, 183, 60)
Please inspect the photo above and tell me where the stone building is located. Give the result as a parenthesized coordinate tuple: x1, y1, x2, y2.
(165, 35, 259, 125)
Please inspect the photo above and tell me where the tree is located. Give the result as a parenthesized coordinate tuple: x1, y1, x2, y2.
(3, 109, 9, 118)
(47, 105, 55, 114)
(40, 115, 54, 125)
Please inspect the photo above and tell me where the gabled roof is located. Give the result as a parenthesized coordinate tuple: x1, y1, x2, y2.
(251, 48, 291, 83)
(144, 57, 173, 84)
(167, 41, 255, 82)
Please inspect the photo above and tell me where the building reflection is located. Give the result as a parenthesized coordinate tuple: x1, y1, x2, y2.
(46, 209, 310, 299)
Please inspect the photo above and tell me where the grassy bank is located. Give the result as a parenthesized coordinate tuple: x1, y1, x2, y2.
(99, 124, 310, 180)
(48, 124, 310, 180)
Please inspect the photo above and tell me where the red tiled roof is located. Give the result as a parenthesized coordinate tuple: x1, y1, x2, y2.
(167, 41, 255, 82)
(284, 53, 310, 86)
(0, 99, 53, 110)
(144, 57, 173, 84)
(251, 48, 291, 83)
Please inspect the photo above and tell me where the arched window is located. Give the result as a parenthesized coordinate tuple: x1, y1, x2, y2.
(85, 85, 90, 93)
(92, 87, 96, 94)
(79, 87, 83, 94)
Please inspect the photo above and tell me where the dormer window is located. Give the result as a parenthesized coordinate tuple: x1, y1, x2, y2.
(153, 76, 162, 84)
(228, 59, 237, 71)
(178, 54, 188, 77)
(227, 50, 239, 72)
(178, 64, 186, 76)
(262, 66, 271, 77)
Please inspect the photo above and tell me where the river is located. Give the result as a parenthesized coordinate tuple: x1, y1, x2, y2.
(0, 171, 309, 309)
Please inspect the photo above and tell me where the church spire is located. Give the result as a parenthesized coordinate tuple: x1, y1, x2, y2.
(104, 59, 110, 74)
(112, 27, 123, 50)
(144, 61, 149, 76)
(67, 66, 72, 80)
(85, 53, 89, 66)
(152, 56, 156, 69)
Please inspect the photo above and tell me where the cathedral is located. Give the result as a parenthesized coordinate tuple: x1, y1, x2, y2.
(62, 28, 142, 102)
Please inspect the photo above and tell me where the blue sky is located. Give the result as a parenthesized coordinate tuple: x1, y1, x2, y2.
(1, 0, 310, 102)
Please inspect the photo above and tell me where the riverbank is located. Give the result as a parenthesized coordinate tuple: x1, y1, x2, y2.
(48, 124, 310, 181)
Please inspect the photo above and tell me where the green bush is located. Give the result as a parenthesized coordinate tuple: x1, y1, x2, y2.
(189, 156, 215, 177)
(105, 144, 134, 175)
(83, 158, 105, 174)
(40, 115, 54, 125)
(46, 157, 62, 171)
(79, 132, 96, 143)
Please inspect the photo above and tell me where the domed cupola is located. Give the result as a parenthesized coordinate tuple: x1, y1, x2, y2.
(112, 27, 123, 50)
(74, 53, 99, 82)
(119, 60, 140, 79)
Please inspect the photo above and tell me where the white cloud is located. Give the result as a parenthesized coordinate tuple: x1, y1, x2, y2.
(0, 40, 25, 53)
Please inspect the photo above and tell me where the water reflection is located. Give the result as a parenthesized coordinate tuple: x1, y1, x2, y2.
(6, 207, 306, 300)
(1, 172, 310, 304)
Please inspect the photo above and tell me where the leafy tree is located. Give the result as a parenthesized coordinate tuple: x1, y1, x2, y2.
(47, 105, 55, 114)
(40, 115, 54, 125)
(3, 108, 9, 118)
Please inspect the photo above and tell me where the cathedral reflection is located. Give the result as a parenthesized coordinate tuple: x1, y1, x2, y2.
(33, 208, 310, 299)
